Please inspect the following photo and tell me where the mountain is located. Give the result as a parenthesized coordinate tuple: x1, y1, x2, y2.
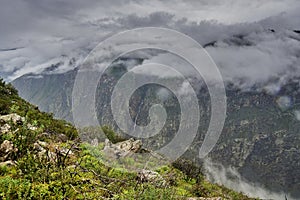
(12, 60, 300, 200)
(11, 30, 300, 199)
(11, 66, 77, 122)
(0, 78, 256, 199)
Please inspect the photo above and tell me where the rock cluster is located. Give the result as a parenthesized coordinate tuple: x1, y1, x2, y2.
(0, 113, 25, 134)
(138, 169, 166, 187)
(0, 113, 73, 166)
(0, 113, 38, 134)
(103, 138, 142, 159)
(0, 140, 18, 163)
(33, 140, 74, 163)
(0, 113, 25, 124)
(187, 198, 222, 200)
(103, 138, 168, 187)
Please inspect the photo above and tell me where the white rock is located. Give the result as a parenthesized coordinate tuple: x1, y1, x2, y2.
(0, 123, 11, 134)
(0, 160, 16, 167)
(0, 113, 24, 124)
(138, 169, 166, 187)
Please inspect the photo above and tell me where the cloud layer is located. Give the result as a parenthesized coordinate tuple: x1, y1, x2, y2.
(1, 0, 300, 82)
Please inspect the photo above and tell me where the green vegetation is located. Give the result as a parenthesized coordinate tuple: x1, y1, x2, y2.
(0, 78, 77, 140)
(0, 79, 257, 199)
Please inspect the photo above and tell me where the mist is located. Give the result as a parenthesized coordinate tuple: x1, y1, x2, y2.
(203, 159, 296, 200)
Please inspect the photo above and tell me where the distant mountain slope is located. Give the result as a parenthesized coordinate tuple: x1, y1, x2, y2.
(12, 69, 76, 122)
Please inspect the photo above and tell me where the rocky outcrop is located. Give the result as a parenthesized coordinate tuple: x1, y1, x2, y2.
(33, 140, 74, 163)
(0, 113, 25, 135)
(102, 138, 142, 159)
(0, 113, 74, 165)
(187, 198, 222, 200)
(0, 160, 16, 167)
(138, 169, 166, 187)
(0, 113, 25, 125)
(0, 123, 11, 134)
(0, 113, 37, 134)
(0, 140, 18, 161)
(102, 138, 168, 187)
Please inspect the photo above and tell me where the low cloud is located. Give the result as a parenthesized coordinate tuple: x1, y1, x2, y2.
(203, 159, 296, 200)
(1, 0, 300, 89)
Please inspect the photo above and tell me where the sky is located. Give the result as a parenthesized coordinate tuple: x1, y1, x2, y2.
(0, 0, 300, 86)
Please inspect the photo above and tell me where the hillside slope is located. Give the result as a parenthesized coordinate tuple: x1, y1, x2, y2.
(0, 79, 255, 199)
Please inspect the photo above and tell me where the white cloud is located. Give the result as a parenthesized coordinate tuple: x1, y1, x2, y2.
(1, 0, 300, 86)
(294, 110, 300, 121)
(276, 96, 292, 110)
(206, 29, 300, 89)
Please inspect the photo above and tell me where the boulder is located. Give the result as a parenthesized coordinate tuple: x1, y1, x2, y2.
(103, 138, 142, 159)
(187, 198, 222, 200)
(59, 147, 74, 156)
(0, 160, 16, 167)
(33, 141, 48, 152)
(33, 140, 74, 163)
(91, 138, 99, 147)
(56, 133, 68, 142)
(138, 169, 166, 187)
(115, 138, 142, 153)
(0, 140, 18, 161)
(0, 123, 11, 134)
(27, 124, 38, 131)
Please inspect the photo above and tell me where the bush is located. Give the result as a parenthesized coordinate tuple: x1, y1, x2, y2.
(0, 99, 10, 115)
(102, 126, 126, 143)
(0, 177, 32, 199)
(172, 158, 204, 182)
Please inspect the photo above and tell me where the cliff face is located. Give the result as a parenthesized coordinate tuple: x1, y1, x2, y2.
(12, 70, 76, 122)
(211, 89, 300, 197)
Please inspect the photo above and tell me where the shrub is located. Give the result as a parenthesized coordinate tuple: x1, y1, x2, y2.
(102, 126, 126, 143)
